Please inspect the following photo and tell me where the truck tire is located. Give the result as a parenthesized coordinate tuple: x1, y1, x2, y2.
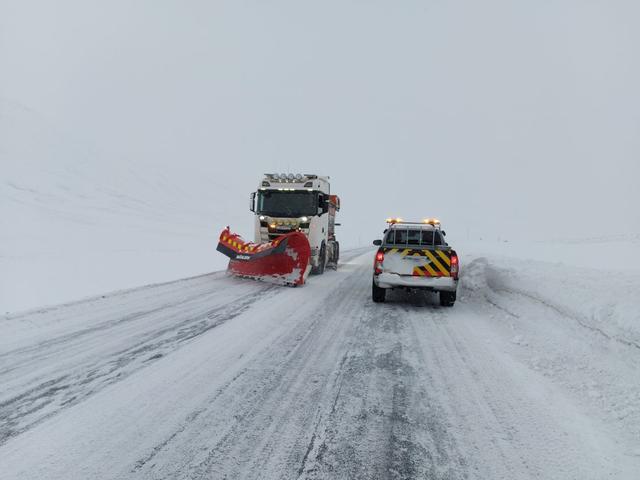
(319, 245, 326, 274)
(327, 241, 339, 270)
(439, 290, 456, 307)
(312, 244, 326, 275)
(372, 280, 386, 303)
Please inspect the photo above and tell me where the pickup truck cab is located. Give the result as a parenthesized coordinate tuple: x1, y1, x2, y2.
(372, 219, 459, 306)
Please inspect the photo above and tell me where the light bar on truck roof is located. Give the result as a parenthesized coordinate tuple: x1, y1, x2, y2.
(265, 173, 313, 184)
(385, 218, 442, 228)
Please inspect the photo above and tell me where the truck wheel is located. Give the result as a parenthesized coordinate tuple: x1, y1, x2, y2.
(372, 280, 386, 303)
(327, 241, 339, 270)
(319, 244, 326, 274)
(439, 291, 456, 307)
(312, 244, 326, 275)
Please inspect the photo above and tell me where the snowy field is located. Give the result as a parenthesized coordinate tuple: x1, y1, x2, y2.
(0, 99, 246, 314)
(1, 240, 640, 479)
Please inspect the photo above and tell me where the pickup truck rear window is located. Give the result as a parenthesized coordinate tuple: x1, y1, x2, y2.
(385, 229, 443, 246)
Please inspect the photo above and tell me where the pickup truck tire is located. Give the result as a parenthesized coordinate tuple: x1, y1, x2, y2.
(439, 290, 456, 307)
(372, 281, 386, 303)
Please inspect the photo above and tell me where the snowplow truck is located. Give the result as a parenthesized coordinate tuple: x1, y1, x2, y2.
(216, 174, 340, 286)
(251, 174, 340, 275)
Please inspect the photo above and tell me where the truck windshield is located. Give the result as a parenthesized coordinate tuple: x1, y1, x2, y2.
(257, 190, 318, 217)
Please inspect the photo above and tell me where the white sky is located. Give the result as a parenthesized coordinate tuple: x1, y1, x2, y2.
(2, 0, 639, 244)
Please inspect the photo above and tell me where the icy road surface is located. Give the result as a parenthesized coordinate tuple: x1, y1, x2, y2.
(2, 249, 640, 479)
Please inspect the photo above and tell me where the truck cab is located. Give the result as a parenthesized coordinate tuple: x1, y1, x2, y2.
(372, 218, 459, 306)
(250, 174, 340, 274)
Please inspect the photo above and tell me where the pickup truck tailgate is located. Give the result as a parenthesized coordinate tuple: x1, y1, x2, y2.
(382, 247, 453, 277)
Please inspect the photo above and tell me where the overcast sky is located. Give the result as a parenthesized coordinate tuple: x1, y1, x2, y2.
(2, 0, 639, 244)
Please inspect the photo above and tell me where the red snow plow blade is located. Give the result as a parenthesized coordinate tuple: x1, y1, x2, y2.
(216, 227, 311, 286)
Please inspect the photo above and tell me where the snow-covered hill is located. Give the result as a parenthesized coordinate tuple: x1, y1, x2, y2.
(0, 99, 244, 313)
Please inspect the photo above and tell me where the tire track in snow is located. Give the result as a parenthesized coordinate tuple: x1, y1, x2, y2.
(0, 281, 278, 445)
(0, 250, 371, 451)
(130, 264, 370, 479)
(408, 296, 640, 479)
(295, 289, 468, 480)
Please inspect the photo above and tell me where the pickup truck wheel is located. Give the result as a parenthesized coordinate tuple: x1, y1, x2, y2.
(372, 280, 386, 303)
(439, 291, 456, 307)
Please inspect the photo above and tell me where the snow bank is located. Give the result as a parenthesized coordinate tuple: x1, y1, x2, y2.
(460, 242, 640, 348)
(459, 235, 640, 271)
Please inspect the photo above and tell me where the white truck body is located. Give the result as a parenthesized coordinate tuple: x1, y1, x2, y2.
(250, 174, 340, 273)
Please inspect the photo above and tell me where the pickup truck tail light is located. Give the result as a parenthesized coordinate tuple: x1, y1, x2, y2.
(450, 253, 459, 279)
(374, 250, 384, 274)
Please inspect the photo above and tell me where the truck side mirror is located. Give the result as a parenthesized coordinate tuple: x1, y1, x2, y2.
(442, 231, 446, 236)
(317, 194, 329, 215)
(373, 239, 382, 246)
(249, 192, 256, 212)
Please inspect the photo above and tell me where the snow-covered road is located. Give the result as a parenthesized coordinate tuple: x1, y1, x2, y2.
(2, 249, 640, 479)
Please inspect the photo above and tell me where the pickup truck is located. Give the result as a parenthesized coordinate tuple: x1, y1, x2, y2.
(372, 219, 459, 306)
